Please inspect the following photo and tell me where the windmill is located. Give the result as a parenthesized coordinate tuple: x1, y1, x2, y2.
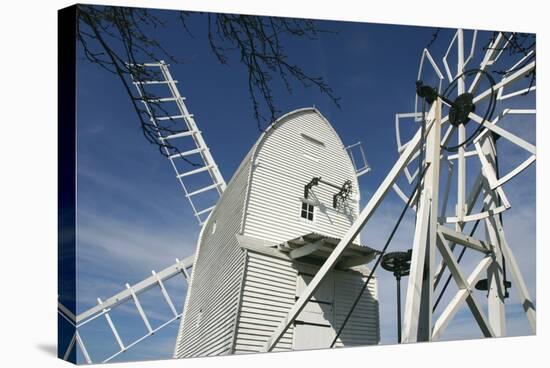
(174, 107, 379, 357)
(261, 29, 536, 350)
(59, 27, 536, 363)
(58, 61, 374, 363)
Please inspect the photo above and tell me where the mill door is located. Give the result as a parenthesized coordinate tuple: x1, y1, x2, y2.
(293, 267, 336, 350)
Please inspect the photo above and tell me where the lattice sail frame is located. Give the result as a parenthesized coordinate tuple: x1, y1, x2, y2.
(398, 29, 536, 342)
(58, 62, 228, 363)
(260, 29, 536, 351)
(59, 257, 194, 364)
(394, 31, 535, 222)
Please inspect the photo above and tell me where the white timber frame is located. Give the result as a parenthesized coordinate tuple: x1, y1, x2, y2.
(345, 141, 371, 177)
(261, 29, 536, 351)
(128, 61, 226, 225)
(58, 255, 194, 364)
(57, 62, 227, 362)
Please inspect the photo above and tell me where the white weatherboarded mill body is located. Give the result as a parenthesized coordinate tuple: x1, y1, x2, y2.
(174, 108, 380, 357)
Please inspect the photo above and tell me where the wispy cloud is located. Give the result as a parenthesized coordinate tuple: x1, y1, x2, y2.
(77, 209, 195, 270)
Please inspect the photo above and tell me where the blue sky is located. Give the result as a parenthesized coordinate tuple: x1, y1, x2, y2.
(70, 8, 536, 363)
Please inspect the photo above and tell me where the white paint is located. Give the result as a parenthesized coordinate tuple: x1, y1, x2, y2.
(175, 108, 379, 357)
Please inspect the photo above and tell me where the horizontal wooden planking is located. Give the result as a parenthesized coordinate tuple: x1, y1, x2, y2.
(245, 253, 297, 282)
(334, 296, 377, 306)
(180, 266, 243, 314)
(244, 275, 296, 293)
(234, 251, 296, 352)
(256, 153, 352, 177)
(242, 294, 294, 310)
(241, 299, 297, 314)
(178, 303, 240, 355)
(240, 306, 293, 319)
(257, 130, 354, 170)
(334, 309, 379, 319)
(195, 330, 234, 357)
(183, 266, 242, 322)
(234, 349, 258, 354)
(175, 152, 251, 358)
(244, 110, 360, 245)
(190, 228, 242, 271)
(178, 109, 378, 357)
(247, 260, 296, 277)
(334, 291, 378, 303)
(239, 310, 291, 324)
(235, 338, 293, 349)
(245, 211, 354, 240)
(247, 255, 297, 271)
(236, 334, 293, 345)
(235, 338, 293, 350)
(241, 290, 295, 307)
(246, 259, 298, 279)
(178, 318, 236, 357)
(242, 299, 298, 316)
(334, 298, 378, 309)
(184, 252, 243, 300)
(332, 269, 380, 346)
(238, 315, 293, 329)
(187, 218, 242, 265)
(335, 287, 377, 298)
(183, 323, 234, 353)
(333, 321, 379, 331)
(334, 311, 378, 322)
(237, 322, 294, 336)
(246, 191, 355, 225)
(242, 284, 294, 301)
(242, 277, 294, 293)
(247, 171, 358, 210)
(177, 301, 239, 350)
(246, 253, 299, 270)
(335, 329, 379, 337)
(250, 171, 355, 204)
(178, 280, 242, 354)
(243, 266, 296, 284)
(182, 288, 241, 337)
(249, 251, 300, 268)
(235, 343, 292, 353)
(237, 327, 293, 340)
(179, 313, 236, 345)
(246, 177, 355, 208)
(188, 251, 242, 291)
(334, 333, 379, 345)
(333, 340, 375, 347)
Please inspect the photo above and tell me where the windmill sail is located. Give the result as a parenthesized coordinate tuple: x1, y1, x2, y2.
(129, 60, 226, 225)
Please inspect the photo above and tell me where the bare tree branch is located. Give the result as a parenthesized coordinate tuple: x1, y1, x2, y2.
(76, 5, 340, 158)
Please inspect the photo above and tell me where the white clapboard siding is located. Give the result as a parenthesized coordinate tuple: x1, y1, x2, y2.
(292, 263, 379, 349)
(174, 151, 253, 358)
(243, 109, 360, 244)
(175, 108, 379, 358)
(333, 269, 380, 346)
(233, 252, 297, 354)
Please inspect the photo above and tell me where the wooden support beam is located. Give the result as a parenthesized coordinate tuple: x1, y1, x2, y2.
(290, 240, 324, 259)
(260, 104, 434, 352)
(435, 232, 495, 338)
(437, 225, 491, 253)
(432, 256, 492, 340)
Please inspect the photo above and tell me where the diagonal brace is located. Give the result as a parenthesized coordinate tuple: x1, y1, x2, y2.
(435, 231, 495, 338)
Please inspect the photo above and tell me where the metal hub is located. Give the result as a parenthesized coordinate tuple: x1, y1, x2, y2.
(449, 92, 475, 127)
(381, 250, 412, 278)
